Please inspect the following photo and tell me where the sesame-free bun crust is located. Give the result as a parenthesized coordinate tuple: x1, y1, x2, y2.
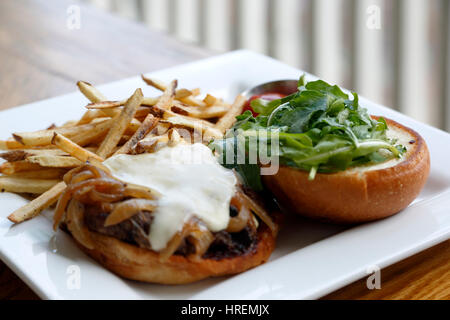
(72, 223, 277, 284)
(263, 117, 430, 223)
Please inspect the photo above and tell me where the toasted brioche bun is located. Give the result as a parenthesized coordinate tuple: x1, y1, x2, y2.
(71, 223, 277, 284)
(263, 117, 430, 223)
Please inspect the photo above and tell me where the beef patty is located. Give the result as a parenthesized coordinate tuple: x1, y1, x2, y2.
(84, 205, 258, 260)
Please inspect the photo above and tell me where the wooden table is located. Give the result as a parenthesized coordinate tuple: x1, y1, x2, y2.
(0, 0, 448, 300)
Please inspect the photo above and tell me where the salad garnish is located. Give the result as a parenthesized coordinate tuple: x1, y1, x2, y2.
(211, 75, 406, 190)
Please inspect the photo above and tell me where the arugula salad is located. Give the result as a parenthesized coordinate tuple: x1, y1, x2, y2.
(211, 76, 406, 191)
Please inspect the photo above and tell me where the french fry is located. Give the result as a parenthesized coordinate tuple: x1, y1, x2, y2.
(190, 88, 201, 96)
(0, 150, 28, 162)
(13, 120, 112, 146)
(142, 97, 159, 106)
(0, 161, 43, 175)
(70, 119, 112, 146)
(11, 129, 58, 146)
(115, 114, 159, 155)
(97, 88, 143, 158)
(152, 105, 214, 128)
(141, 75, 206, 107)
(26, 155, 83, 168)
(134, 107, 151, 121)
(134, 134, 168, 154)
(52, 133, 104, 162)
(154, 79, 177, 110)
(0, 177, 60, 194)
(154, 106, 222, 139)
(84, 146, 98, 153)
(0, 149, 68, 162)
(141, 76, 166, 91)
(61, 120, 78, 127)
(86, 97, 159, 111)
(203, 94, 218, 107)
(175, 88, 193, 99)
(97, 108, 120, 119)
(134, 140, 158, 154)
(171, 103, 228, 119)
(179, 96, 207, 107)
(125, 118, 143, 135)
(77, 109, 109, 125)
(163, 117, 222, 140)
(167, 128, 181, 147)
(0, 139, 25, 150)
(7, 181, 66, 223)
(215, 94, 246, 133)
(153, 122, 171, 136)
(6, 168, 67, 179)
(84, 105, 150, 123)
(118, 134, 132, 146)
(77, 81, 120, 122)
(77, 81, 107, 103)
(89, 116, 111, 124)
(22, 149, 68, 157)
(86, 100, 125, 109)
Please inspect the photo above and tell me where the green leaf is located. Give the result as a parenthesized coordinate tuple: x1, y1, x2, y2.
(211, 76, 406, 190)
(250, 98, 281, 116)
(298, 74, 307, 88)
(305, 80, 348, 100)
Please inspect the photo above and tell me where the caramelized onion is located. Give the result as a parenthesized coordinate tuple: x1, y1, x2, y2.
(85, 161, 110, 177)
(63, 166, 87, 184)
(70, 170, 96, 184)
(72, 185, 95, 204)
(186, 225, 214, 262)
(226, 199, 250, 233)
(158, 224, 190, 262)
(123, 184, 158, 200)
(53, 165, 127, 230)
(237, 191, 277, 236)
(159, 219, 214, 262)
(100, 202, 115, 212)
(54, 164, 161, 230)
(104, 199, 157, 227)
(53, 187, 74, 230)
(248, 212, 259, 231)
(88, 189, 124, 203)
(65, 199, 94, 249)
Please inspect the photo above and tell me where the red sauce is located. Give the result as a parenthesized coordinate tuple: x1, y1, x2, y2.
(243, 92, 286, 117)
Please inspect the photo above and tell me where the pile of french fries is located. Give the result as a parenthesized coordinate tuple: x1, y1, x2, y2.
(1, 76, 246, 225)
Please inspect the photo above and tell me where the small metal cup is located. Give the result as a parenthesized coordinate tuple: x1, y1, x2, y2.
(241, 80, 298, 100)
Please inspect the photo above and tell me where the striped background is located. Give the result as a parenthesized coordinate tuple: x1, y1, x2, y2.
(81, 0, 450, 132)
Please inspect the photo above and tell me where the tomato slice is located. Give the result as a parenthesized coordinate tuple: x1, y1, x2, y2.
(243, 92, 286, 116)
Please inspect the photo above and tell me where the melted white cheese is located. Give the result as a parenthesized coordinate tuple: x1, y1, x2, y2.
(103, 143, 236, 251)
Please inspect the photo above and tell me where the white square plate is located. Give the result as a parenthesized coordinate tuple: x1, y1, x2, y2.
(1, 50, 449, 300)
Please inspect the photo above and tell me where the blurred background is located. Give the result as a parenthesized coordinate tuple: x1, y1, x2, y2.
(81, 0, 449, 132)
